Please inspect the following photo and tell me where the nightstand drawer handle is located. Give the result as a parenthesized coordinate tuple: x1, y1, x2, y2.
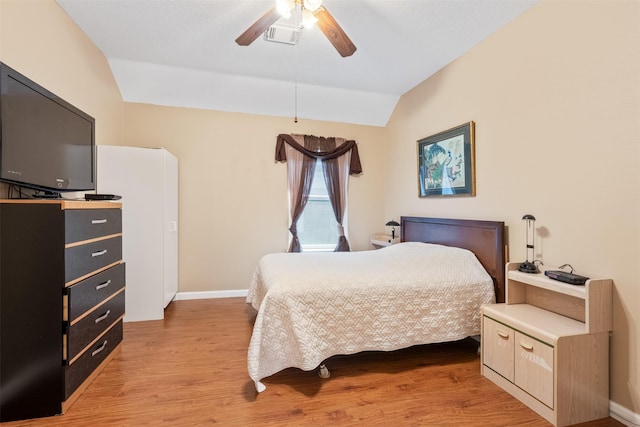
(92, 249, 108, 257)
(497, 330, 510, 339)
(96, 280, 111, 290)
(520, 341, 534, 351)
(92, 340, 108, 357)
(91, 219, 107, 224)
(94, 310, 111, 324)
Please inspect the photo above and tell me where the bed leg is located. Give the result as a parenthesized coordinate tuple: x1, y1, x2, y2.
(318, 364, 330, 379)
(471, 335, 481, 356)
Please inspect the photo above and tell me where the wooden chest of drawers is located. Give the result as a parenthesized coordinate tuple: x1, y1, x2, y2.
(0, 200, 125, 422)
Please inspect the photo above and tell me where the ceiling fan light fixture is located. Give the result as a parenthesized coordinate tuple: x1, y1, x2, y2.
(276, 0, 294, 18)
(301, 9, 318, 28)
(237, 0, 355, 57)
(303, 0, 322, 12)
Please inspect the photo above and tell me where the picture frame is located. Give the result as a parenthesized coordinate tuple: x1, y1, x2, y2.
(417, 121, 476, 198)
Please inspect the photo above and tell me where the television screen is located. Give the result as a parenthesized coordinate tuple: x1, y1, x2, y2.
(0, 62, 95, 196)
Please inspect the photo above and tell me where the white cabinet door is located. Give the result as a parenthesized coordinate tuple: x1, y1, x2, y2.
(514, 332, 554, 408)
(97, 146, 178, 321)
(483, 317, 515, 382)
(162, 150, 178, 308)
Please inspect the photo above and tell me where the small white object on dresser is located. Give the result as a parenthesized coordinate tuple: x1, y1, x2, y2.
(481, 262, 612, 427)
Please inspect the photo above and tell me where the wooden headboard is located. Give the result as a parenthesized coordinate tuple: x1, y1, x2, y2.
(401, 216, 507, 303)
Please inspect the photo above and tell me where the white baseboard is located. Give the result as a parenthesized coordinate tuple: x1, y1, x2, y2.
(610, 401, 640, 426)
(174, 289, 248, 300)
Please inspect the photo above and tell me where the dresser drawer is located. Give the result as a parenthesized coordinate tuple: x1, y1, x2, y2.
(66, 290, 125, 363)
(515, 331, 554, 408)
(65, 209, 122, 244)
(65, 236, 122, 284)
(64, 320, 123, 399)
(67, 263, 125, 321)
(482, 316, 515, 382)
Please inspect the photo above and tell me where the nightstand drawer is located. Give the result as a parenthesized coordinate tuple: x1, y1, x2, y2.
(65, 209, 122, 244)
(66, 290, 125, 363)
(65, 236, 122, 283)
(67, 263, 125, 321)
(64, 320, 122, 399)
(483, 316, 514, 382)
(515, 332, 554, 408)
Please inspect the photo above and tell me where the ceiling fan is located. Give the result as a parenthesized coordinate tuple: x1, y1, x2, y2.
(235, 0, 356, 57)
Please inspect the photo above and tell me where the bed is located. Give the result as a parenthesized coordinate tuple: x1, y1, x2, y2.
(246, 216, 506, 393)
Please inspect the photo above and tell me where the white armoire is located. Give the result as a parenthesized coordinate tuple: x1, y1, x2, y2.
(97, 146, 178, 321)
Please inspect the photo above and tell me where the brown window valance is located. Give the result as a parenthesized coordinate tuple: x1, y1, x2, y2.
(275, 134, 362, 175)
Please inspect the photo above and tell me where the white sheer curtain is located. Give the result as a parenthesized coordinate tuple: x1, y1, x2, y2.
(284, 138, 316, 252)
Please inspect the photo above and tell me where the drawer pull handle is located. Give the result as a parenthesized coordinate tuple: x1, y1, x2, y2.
(91, 219, 107, 224)
(92, 340, 108, 357)
(96, 280, 112, 290)
(95, 310, 111, 324)
(92, 249, 108, 257)
(497, 330, 510, 339)
(520, 341, 534, 351)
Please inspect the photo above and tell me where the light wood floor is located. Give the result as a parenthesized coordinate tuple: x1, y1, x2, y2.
(4, 298, 624, 426)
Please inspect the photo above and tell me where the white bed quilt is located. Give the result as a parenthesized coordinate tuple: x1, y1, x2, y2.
(246, 242, 495, 392)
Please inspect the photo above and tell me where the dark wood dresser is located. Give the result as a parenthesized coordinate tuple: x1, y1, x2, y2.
(0, 200, 125, 422)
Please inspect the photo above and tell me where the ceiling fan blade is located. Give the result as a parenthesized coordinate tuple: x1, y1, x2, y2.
(235, 7, 281, 46)
(313, 6, 356, 57)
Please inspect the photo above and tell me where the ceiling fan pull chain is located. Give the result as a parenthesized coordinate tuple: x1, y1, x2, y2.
(294, 43, 299, 123)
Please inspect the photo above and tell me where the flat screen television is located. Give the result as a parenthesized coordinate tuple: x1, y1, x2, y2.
(0, 62, 95, 198)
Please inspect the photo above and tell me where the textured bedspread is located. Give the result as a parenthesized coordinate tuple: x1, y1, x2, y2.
(246, 242, 495, 392)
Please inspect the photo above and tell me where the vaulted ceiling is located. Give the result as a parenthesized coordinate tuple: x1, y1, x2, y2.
(56, 0, 538, 126)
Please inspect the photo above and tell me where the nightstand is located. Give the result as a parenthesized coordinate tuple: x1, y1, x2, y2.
(481, 262, 612, 426)
(370, 234, 400, 249)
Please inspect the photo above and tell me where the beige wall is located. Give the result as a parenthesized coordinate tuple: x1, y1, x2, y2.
(123, 103, 386, 292)
(0, 0, 124, 147)
(385, 0, 640, 415)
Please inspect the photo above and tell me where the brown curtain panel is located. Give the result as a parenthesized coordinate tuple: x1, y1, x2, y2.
(276, 134, 362, 252)
(322, 154, 350, 251)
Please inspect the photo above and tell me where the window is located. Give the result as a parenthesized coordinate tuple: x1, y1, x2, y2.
(297, 160, 340, 251)
(277, 133, 360, 253)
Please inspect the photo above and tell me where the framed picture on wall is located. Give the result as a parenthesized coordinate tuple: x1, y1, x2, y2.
(417, 121, 476, 197)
